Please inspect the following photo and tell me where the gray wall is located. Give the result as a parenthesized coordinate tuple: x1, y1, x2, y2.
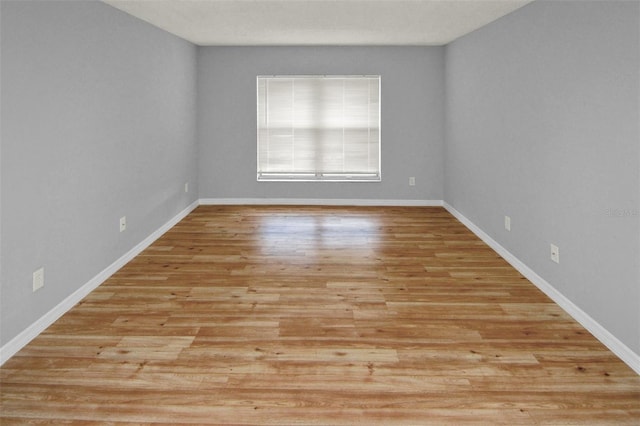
(197, 46, 445, 201)
(445, 0, 640, 353)
(0, 0, 198, 346)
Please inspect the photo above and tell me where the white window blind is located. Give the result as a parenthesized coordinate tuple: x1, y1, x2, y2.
(257, 75, 381, 181)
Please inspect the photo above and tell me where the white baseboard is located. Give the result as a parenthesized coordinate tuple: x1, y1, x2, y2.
(0, 200, 199, 366)
(199, 198, 443, 207)
(5, 199, 637, 375)
(443, 202, 640, 375)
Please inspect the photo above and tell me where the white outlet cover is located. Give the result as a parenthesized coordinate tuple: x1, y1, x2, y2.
(185, 182, 189, 193)
(550, 244, 560, 263)
(33, 267, 44, 292)
(409, 177, 415, 186)
(120, 216, 127, 232)
(504, 216, 511, 231)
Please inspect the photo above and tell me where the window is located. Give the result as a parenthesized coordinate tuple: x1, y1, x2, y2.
(257, 75, 381, 182)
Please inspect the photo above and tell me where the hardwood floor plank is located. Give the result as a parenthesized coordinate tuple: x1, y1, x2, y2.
(1, 206, 638, 424)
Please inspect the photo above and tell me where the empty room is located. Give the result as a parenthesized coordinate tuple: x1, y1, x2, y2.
(1, 0, 639, 424)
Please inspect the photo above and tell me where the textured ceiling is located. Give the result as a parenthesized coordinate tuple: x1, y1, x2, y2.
(103, 0, 535, 46)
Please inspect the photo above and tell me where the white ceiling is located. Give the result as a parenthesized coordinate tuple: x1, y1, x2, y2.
(102, 0, 535, 46)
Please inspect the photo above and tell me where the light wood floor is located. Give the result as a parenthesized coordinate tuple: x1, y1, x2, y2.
(1, 206, 638, 425)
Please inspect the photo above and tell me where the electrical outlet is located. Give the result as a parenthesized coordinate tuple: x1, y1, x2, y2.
(120, 216, 126, 233)
(550, 244, 560, 264)
(33, 267, 44, 292)
(409, 177, 415, 186)
(504, 215, 511, 231)
(184, 182, 189, 193)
